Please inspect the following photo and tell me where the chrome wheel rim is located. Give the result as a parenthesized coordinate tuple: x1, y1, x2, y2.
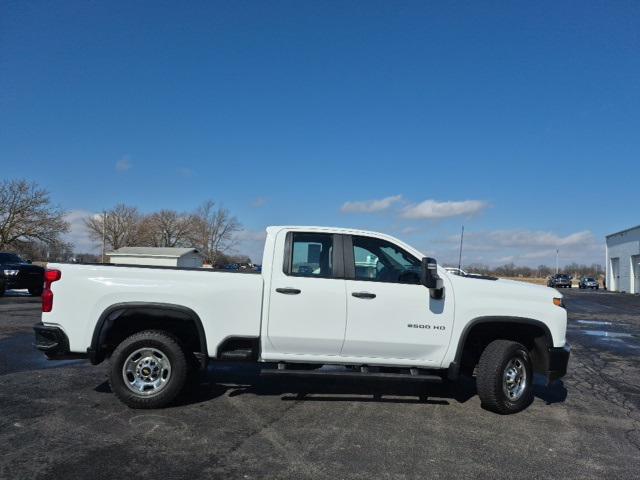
(122, 347, 172, 396)
(502, 357, 527, 401)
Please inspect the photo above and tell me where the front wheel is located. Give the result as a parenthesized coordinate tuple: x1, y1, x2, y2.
(476, 340, 533, 414)
(108, 330, 188, 409)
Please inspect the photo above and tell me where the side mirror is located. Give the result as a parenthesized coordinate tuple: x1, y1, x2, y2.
(421, 257, 444, 298)
(26, 259, 32, 264)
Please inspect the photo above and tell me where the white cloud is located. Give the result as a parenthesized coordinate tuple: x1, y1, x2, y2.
(251, 197, 268, 208)
(401, 200, 488, 220)
(235, 229, 268, 242)
(433, 228, 603, 267)
(340, 195, 402, 214)
(62, 209, 99, 253)
(115, 155, 132, 172)
(400, 226, 421, 235)
(472, 229, 594, 248)
(234, 229, 268, 263)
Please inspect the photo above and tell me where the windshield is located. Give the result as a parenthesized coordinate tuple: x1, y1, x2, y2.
(584, 277, 595, 282)
(0, 253, 24, 264)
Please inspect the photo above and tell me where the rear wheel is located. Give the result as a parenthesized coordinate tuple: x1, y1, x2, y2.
(476, 340, 533, 414)
(109, 330, 188, 409)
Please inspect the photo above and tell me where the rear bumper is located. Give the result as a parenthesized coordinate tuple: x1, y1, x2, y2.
(33, 323, 86, 360)
(547, 343, 571, 382)
(5, 278, 42, 289)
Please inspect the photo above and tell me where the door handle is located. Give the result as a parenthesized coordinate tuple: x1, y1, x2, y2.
(352, 291, 376, 299)
(276, 287, 301, 295)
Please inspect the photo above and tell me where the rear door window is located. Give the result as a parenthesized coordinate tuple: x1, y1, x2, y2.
(289, 233, 333, 277)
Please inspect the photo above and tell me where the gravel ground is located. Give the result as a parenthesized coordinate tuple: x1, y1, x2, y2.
(0, 289, 639, 479)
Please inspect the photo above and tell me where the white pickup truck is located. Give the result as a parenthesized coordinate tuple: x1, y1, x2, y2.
(34, 226, 570, 414)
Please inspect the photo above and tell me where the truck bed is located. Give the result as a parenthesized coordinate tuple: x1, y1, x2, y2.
(43, 263, 264, 356)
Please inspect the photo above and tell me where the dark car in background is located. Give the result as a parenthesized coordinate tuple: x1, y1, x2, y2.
(579, 277, 600, 290)
(0, 252, 45, 296)
(548, 273, 572, 289)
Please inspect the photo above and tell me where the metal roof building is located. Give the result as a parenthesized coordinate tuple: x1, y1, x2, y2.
(605, 225, 640, 293)
(106, 247, 204, 268)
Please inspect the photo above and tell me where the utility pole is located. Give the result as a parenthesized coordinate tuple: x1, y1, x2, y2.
(555, 249, 559, 274)
(101, 211, 107, 264)
(458, 225, 465, 272)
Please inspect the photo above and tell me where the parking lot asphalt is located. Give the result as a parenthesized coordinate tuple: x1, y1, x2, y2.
(1, 288, 639, 479)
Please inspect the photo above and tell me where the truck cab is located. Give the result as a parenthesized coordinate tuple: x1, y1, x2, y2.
(34, 226, 570, 414)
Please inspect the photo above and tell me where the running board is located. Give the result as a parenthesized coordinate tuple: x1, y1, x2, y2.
(260, 367, 443, 383)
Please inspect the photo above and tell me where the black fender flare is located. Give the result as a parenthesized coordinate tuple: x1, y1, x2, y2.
(447, 316, 553, 380)
(88, 302, 208, 364)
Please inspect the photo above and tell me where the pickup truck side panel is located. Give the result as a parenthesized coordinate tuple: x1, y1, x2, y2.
(439, 275, 567, 368)
(260, 227, 456, 368)
(43, 264, 264, 355)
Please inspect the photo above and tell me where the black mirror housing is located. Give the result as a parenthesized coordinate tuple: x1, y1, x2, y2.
(421, 257, 444, 293)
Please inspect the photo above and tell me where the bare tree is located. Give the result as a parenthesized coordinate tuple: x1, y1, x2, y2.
(189, 200, 242, 266)
(139, 210, 194, 247)
(20, 239, 74, 262)
(0, 179, 69, 250)
(84, 204, 142, 251)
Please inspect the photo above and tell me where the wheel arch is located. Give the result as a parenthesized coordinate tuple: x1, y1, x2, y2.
(89, 302, 208, 365)
(448, 316, 553, 380)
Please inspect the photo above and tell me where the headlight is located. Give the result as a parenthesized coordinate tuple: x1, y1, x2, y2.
(3, 269, 19, 276)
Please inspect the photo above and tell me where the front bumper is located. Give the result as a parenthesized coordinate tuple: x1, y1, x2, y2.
(547, 343, 571, 382)
(33, 323, 86, 360)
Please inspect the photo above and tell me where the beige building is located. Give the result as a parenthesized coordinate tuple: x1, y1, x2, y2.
(107, 247, 203, 268)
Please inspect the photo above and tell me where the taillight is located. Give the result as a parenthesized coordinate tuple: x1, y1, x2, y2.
(42, 269, 61, 312)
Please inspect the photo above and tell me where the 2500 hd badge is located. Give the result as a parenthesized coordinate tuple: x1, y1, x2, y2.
(408, 324, 446, 330)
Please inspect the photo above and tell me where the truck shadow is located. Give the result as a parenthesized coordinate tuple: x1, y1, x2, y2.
(532, 376, 568, 405)
(95, 364, 568, 408)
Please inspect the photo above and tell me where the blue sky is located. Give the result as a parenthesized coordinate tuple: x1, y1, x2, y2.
(1, 1, 639, 266)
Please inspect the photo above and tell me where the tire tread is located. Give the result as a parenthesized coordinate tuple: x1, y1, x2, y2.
(476, 339, 533, 414)
(108, 329, 188, 409)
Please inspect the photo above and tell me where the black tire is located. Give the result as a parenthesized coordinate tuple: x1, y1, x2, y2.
(28, 286, 43, 296)
(109, 330, 188, 409)
(476, 340, 533, 414)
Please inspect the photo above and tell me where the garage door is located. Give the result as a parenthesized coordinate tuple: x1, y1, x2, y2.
(632, 255, 640, 294)
(610, 257, 620, 291)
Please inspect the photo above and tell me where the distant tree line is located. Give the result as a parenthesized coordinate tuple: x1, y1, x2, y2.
(460, 262, 604, 279)
(1, 179, 246, 266)
(1, 178, 604, 273)
(84, 200, 243, 266)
